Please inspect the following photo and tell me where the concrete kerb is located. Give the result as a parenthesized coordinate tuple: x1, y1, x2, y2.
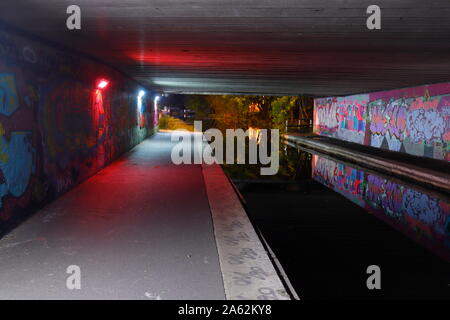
(201, 162, 290, 300)
(283, 134, 450, 194)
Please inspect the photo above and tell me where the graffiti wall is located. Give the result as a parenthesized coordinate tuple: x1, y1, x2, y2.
(314, 83, 450, 161)
(312, 154, 450, 262)
(0, 28, 156, 228)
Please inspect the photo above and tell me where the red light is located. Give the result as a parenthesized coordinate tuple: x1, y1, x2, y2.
(96, 79, 109, 89)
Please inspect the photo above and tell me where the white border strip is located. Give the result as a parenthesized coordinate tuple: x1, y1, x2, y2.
(201, 163, 290, 300)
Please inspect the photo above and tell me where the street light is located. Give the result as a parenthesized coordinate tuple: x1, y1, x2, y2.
(137, 90, 145, 112)
(96, 78, 109, 89)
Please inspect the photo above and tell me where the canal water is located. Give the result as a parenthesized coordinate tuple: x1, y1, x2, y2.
(222, 143, 450, 300)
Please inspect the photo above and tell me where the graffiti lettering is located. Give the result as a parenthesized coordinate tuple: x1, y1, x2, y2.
(315, 86, 450, 161)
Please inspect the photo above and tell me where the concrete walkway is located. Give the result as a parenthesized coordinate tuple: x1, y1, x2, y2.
(0, 133, 225, 299)
(0, 132, 287, 300)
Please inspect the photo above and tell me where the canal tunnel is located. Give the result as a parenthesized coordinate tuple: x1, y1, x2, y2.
(0, 1, 449, 300)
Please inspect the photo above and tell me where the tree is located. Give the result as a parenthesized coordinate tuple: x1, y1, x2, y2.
(185, 94, 311, 132)
(270, 96, 298, 131)
(184, 95, 211, 120)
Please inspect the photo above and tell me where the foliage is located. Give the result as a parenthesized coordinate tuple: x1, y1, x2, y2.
(185, 94, 310, 132)
(184, 95, 211, 120)
(221, 144, 312, 181)
(270, 96, 298, 131)
(158, 116, 194, 131)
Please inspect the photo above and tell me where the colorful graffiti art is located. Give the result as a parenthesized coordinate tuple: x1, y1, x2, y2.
(314, 83, 450, 161)
(0, 130, 34, 207)
(0, 73, 19, 116)
(312, 154, 365, 207)
(312, 154, 450, 262)
(314, 95, 368, 144)
(368, 98, 407, 152)
(0, 71, 35, 220)
(0, 28, 156, 228)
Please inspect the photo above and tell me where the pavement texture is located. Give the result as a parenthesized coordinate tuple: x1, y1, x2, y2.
(0, 132, 288, 300)
(202, 163, 290, 300)
(0, 133, 226, 299)
(283, 133, 450, 193)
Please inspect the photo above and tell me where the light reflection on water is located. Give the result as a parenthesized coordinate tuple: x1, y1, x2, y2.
(221, 134, 450, 262)
(311, 153, 450, 262)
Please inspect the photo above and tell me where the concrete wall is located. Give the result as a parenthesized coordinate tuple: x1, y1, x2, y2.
(0, 28, 156, 229)
(314, 83, 450, 161)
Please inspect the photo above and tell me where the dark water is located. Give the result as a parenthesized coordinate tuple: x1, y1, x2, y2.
(223, 144, 450, 300)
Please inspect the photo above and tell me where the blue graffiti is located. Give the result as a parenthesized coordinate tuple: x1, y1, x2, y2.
(0, 132, 34, 206)
(402, 189, 442, 225)
(0, 73, 19, 116)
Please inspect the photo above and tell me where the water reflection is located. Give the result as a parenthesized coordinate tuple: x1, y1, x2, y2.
(248, 127, 261, 144)
(312, 154, 450, 262)
(221, 135, 450, 262)
(222, 135, 312, 180)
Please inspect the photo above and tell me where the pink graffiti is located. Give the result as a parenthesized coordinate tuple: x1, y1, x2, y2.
(315, 98, 339, 129)
(312, 156, 364, 198)
(338, 100, 366, 132)
(366, 175, 403, 215)
(409, 97, 439, 111)
(369, 99, 407, 139)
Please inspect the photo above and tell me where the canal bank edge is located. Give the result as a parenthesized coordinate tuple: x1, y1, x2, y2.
(283, 134, 450, 194)
(201, 163, 290, 300)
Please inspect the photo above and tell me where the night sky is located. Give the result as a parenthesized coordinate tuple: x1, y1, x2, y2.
(160, 94, 186, 109)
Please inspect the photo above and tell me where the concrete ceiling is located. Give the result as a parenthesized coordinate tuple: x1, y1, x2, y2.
(0, 0, 450, 96)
